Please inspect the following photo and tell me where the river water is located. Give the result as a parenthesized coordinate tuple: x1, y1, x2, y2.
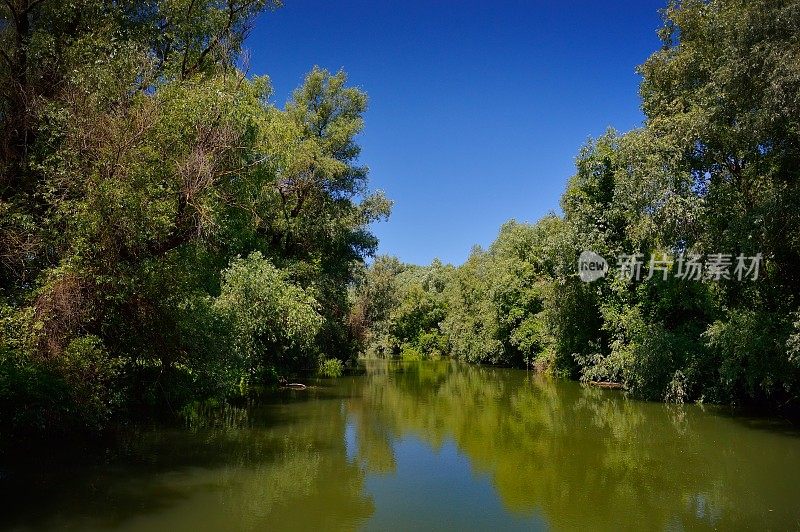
(2, 360, 799, 530)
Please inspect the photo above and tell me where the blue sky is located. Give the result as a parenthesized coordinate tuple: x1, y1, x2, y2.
(246, 0, 666, 265)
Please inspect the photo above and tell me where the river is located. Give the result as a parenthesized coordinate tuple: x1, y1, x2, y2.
(2, 360, 799, 530)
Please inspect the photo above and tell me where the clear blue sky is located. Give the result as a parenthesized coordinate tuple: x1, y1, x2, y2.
(246, 0, 666, 265)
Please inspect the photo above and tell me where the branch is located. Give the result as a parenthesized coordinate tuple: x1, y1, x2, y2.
(2, 0, 19, 26)
(0, 48, 12, 67)
(183, 0, 252, 78)
(179, 0, 198, 78)
(23, 0, 48, 15)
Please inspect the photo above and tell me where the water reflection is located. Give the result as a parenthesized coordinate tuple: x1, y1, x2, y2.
(351, 360, 800, 530)
(1, 361, 799, 531)
(1, 394, 374, 531)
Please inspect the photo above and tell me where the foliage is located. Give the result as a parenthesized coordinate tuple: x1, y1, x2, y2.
(0, 1, 387, 436)
(3, 0, 800, 438)
(354, 0, 800, 410)
(351, 257, 451, 360)
(215, 252, 322, 386)
(318, 357, 344, 378)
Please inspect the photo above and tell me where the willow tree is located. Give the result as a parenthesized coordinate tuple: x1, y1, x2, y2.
(0, 1, 390, 434)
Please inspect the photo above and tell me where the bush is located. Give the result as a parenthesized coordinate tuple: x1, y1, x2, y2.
(215, 252, 323, 385)
(318, 358, 344, 378)
(417, 331, 447, 358)
(0, 327, 122, 435)
(400, 343, 423, 361)
(704, 310, 797, 404)
(59, 335, 123, 427)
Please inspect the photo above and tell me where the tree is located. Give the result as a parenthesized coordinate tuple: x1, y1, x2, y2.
(0, 1, 389, 435)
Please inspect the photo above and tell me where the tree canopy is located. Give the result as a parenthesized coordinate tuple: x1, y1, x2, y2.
(0, 0, 389, 435)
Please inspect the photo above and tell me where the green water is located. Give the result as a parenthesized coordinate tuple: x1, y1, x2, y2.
(2, 360, 800, 531)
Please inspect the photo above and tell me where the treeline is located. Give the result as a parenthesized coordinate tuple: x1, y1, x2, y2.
(0, 1, 389, 435)
(352, 0, 800, 408)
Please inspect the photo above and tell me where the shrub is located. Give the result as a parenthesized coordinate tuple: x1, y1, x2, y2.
(215, 252, 323, 384)
(318, 358, 344, 378)
(400, 343, 423, 361)
(59, 335, 123, 427)
(704, 309, 797, 404)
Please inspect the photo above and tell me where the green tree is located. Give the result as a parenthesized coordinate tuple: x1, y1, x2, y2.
(0, 1, 389, 435)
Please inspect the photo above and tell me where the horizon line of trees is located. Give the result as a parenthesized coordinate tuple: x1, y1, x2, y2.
(351, 0, 800, 410)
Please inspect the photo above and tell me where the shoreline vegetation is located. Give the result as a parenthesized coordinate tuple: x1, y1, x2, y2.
(348, 0, 800, 413)
(2, 0, 800, 441)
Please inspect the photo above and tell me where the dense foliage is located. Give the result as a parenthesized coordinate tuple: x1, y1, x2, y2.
(353, 0, 800, 409)
(0, 0, 390, 435)
(2, 0, 799, 438)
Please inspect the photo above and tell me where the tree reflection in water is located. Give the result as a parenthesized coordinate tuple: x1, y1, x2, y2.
(1, 360, 799, 531)
(348, 360, 800, 530)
